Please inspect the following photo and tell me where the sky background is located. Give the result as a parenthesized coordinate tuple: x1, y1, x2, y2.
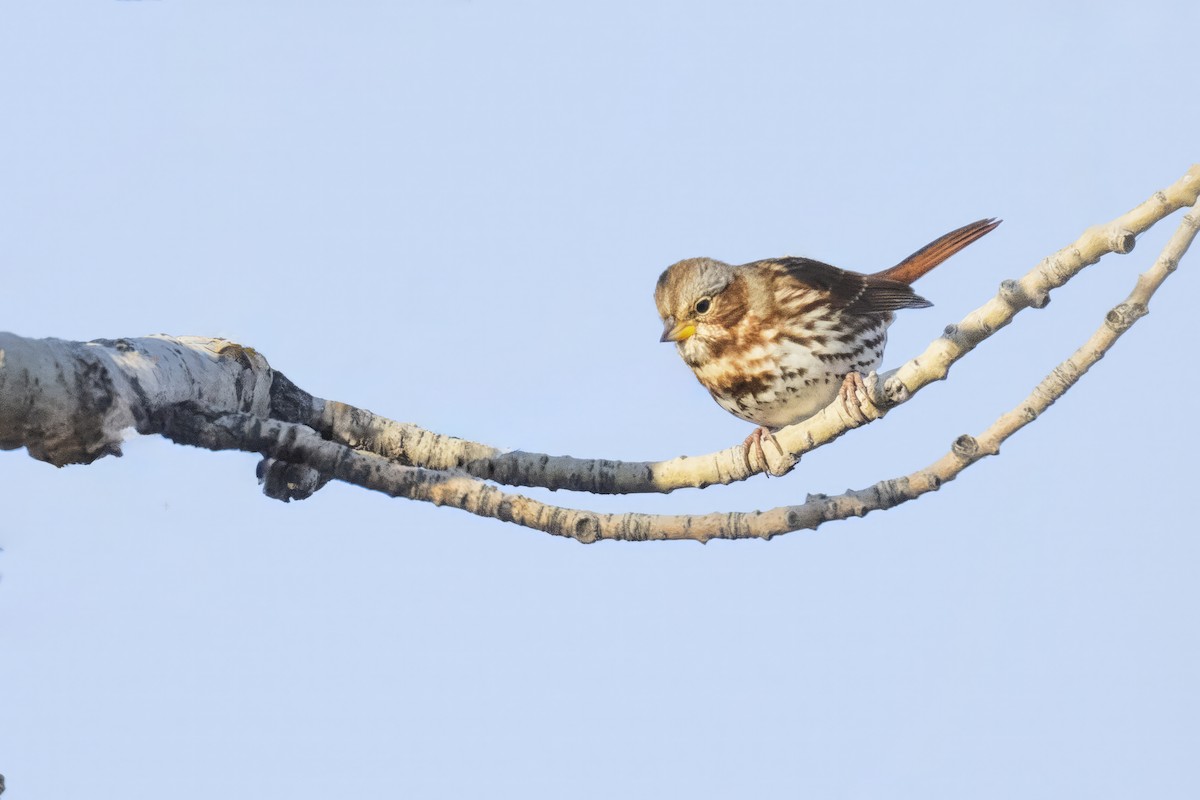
(2, 2, 1198, 798)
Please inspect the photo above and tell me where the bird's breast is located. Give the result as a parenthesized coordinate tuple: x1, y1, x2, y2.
(687, 309, 893, 427)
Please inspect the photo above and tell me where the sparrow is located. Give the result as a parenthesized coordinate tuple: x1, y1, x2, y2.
(655, 218, 999, 461)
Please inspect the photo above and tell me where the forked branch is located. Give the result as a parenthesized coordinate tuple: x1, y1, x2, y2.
(1, 166, 1196, 541)
(303, 164, 1200, 492)
(150, 200, 1199, 541)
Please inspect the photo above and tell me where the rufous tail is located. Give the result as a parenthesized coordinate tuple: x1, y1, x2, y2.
(875, 218, 1001, 285)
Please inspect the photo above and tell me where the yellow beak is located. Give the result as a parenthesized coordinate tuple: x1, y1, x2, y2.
(660, 318, 696, 343)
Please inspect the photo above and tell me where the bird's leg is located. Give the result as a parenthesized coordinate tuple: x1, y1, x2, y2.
(838, 371, 872, 425)
(742, 426, 786, 476)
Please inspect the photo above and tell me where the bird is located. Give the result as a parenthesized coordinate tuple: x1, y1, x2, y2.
(655, 218, 1000, 465)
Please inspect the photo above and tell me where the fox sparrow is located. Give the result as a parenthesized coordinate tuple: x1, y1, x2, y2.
(655, 218, 1000, 460)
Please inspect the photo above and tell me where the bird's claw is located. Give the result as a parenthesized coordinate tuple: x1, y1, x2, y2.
(741, 427, 793, 477)
(838, 372, 875, 425)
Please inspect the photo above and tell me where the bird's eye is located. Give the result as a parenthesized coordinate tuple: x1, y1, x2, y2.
(694, 297, 712, 315)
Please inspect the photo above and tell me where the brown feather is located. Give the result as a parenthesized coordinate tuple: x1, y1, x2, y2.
(875, 218, 1001, 285)
(760, 258, 931, 314)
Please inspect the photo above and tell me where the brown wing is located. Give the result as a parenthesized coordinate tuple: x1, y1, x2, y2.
(763, 257, 932, 313)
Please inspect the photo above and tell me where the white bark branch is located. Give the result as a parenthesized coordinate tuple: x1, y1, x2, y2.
(149, 199, 1198, 541)
(308, 164, 1200, 492)
(0, 336, 272, 466)
(1, 166, 1195, 541)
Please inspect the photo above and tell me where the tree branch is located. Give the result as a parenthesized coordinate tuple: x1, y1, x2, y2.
(2, 167, 1195, 540)
(148, 200, 1197, 541)
(0, 336, 272, 466)
(305, 164, 1200, 493)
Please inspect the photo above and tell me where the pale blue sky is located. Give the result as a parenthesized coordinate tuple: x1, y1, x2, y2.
(2, 2, 1198, 798)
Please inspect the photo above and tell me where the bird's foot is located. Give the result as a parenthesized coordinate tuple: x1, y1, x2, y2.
(837, 371, 879, 425)
(741, 426, 793, 477)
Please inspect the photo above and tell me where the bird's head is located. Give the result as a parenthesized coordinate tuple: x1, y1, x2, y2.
(654, 258, 743, 362)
